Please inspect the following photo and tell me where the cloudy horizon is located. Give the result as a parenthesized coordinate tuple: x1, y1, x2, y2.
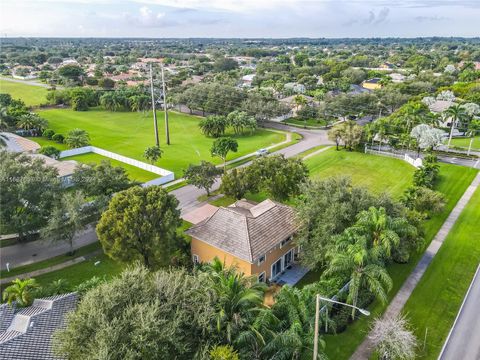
(1, 0, 479, 38)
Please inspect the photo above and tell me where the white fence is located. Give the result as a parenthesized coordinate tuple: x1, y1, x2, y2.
(404, 154, 423, 168)
(59, 146, 175, 185)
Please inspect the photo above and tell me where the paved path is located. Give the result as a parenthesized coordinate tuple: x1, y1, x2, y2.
(350, 173, 480, 360)
(439, 264, 480, 360)
(0, 226, 98, 270)
(0, 124, 331, 270)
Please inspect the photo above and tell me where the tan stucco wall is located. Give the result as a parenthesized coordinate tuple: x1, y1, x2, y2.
(251, 241, 297, 279)
(191, 237, 253, 276)
(362, 82, 382, 90)
(191, 237, 298, 280)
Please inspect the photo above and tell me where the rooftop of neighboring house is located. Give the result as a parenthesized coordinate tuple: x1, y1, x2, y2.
(185, 199, 298, 263)
(29, 154, 79, 178)
(363, 77, 382, 84)
(1, 132, 41, 153)
(429, 99, 454, 113)
(0, 293, 78, 360)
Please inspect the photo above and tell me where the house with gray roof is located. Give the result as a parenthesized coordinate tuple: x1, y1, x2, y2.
(186, 199, 306, 284)
(0, 293, 77, 360)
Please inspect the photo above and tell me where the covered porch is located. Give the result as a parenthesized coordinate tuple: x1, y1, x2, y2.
(271, 263, 309, 286)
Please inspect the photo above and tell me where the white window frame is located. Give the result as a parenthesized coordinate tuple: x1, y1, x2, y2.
(270, 257, 283, 280)
(258, 272, 266, 283)
(192, 254, 200, 264)
(283, 249, 294, 268)
(257, 254, 266, 266)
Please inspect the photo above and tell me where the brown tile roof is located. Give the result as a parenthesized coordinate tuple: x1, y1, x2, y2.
(182, 204, 219, 225)
(185, 199, 298, 263)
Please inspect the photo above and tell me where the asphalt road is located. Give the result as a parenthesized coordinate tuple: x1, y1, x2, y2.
(439, 265, 480, 360)
(0, 124, 331, 270)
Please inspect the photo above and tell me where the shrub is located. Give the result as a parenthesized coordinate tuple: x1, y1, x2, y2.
(52, 133, 65, 143)
(39, 146, 61, 159)
(74, 276, 106, 297)
(42, 129, 55, 139)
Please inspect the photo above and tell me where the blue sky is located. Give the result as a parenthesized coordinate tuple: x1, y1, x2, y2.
(1, 0, 479, 38)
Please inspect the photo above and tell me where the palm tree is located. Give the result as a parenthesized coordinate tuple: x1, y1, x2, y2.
(65, 128, 90, 148)
(326, 231, 392, 319)
(354, 207, 401, 259)
(466, 119, 480, 156)
(204, 258, 266, 344)
(16, 113, 48, 135)
(445, 104, 468, 149)
(404, 103, 425, 134)
(2, 278, 39, 307)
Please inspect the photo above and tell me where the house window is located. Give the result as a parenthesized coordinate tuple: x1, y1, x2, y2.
(258, 272, 266, 283)
(271, 258, 283, 279)
(192, 254, 200, 264)
(257, 255, 266, 266)
(280, 235, 293, 249)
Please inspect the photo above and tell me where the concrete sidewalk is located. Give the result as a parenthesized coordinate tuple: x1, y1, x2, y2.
(350, 173, 480, 360)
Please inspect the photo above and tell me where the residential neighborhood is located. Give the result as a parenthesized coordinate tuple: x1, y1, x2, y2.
(0, 1, 479, 360)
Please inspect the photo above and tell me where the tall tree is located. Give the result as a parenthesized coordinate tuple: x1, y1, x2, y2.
(220, 168, 257, 200)
(326, 230, 392, 319)
(211, 137, 238, 173)
(0, 151, 61, 240)
(96, 186, 183, 269)
(249, 154, 309, 201)
(41, 191, 94, 255)
(183, 161, 222, 196)
(445, 104, 468, 149)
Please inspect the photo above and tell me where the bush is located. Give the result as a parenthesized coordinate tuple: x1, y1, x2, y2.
(42, 129, 55, 139)
(74, 276, 106, 297)
(39, 146, 61, 159)
(52, 133, 65, 143)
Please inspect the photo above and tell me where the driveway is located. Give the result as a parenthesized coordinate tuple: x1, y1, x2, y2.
(1, 124, 331, 270)
(439, 264, 480, 360)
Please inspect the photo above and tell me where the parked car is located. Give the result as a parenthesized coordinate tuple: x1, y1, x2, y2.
(256, 148, 269, 156)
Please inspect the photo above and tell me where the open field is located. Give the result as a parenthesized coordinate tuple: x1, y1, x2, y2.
(403, 185, 480, 359)
(0, 78, 48, 106)
(35, 108, 286, 177)
(305, 148, 415, 198)
(322, 163, 478, 360)
(62, 152, 159, 182)
(450, 136, 480, 151)
(282, 117, 328, 128)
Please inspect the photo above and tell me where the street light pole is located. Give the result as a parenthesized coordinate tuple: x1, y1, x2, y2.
(312, 294, 370, 360)
(149, 63, 159, 147)
(161, 63, 170, 145)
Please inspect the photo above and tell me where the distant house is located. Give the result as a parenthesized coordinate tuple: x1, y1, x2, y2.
(389, 73, 406, 83)
(428, 100, 454, 114)
(186, 199, 300, 282)
(241, 74, 256, 87)
(284, 82, 306, 94)
(2, 132, 41, 153)
(61, 58, 79, 67)
(349, 84, 371, 95)
(361, 78, 382, 90)
(379, 62, 395, 70)
(29, 154, 79, 187)
(0, 293, 78, 360)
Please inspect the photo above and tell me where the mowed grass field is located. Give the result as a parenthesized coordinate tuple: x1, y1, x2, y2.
(450, 136, 480, 151)
(62, 152, 159, 182)
(319, 160, 478, 359)
(36, 108, 286, 177)
(403, 183, 480, 359)
(305, 148, 414, 198)
(0, 78, 48, 106)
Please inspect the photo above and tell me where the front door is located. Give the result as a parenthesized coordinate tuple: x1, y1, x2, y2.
(271, 258, 283, 279)
(284, 250, 293, 268)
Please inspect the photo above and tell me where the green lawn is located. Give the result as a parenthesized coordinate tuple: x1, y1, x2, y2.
(62, 152, 159, 183)
(35, 108, 286, 177)
(305, 148, 415, 198)
(450, 136, 480, 151)
(322, 163, 478, 360)
(27, 136, 69, 150)
(0, 79, 48, 106)
(282, 117, 328, 128)
(402, 184, 480, 359)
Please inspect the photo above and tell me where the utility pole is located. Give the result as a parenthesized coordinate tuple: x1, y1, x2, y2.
(313, 294, 320, 360)
(161, 63, 170, 145)
(149, 63, 159, 147)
